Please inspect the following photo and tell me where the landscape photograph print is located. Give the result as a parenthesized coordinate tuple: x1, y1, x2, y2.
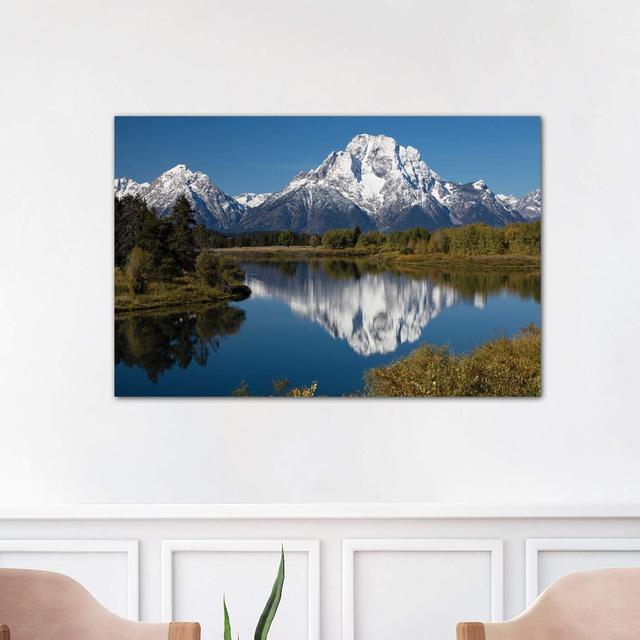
(114, 116, 541, 397)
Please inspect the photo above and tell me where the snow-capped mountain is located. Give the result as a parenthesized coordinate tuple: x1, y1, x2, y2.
(443, 179, 525, 227)
(515, 189, 542, 220)
(497, 189, 542, 220)
(114, 134, 540, 232)
(242, 134, 527, 232)
(234, 192, 271, 208)
(114, 177, 149, 198)
(114, 165, 245, 231)
(236, 175, 377, 234)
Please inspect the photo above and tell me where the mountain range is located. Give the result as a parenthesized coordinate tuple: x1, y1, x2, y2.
(114, 133, 541, 233)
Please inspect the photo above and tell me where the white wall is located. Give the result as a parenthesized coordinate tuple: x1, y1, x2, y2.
(1, 0, 639, 505)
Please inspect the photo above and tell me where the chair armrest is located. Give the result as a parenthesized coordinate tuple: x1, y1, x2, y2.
(0, 625, 9, 640)
(457, 622, 486, 640)
(169, 622, 201, 640)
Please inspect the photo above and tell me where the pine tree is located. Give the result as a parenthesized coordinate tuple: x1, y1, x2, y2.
(114, 195, 154, 266)
(168, 195, 197, 272)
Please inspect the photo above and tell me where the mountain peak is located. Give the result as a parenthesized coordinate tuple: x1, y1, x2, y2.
(114, 176, 149, 198)
(346, 133, 397, 158)
(164, 163, 191, 175)
(234, 192, 272, 208)
(496, 188, 542, 220)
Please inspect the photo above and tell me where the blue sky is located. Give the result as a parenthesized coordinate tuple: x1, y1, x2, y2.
(115, 116, 540, 197)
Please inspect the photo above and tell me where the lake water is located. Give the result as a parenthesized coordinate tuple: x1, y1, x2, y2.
(115, 259, 541, 396)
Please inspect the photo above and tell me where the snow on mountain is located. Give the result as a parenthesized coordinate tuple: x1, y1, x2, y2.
(144, 165, 245, 230)
(497, 188, 542, 220)
(114, 135, 539, 233)
(114, 177, 149, 198)
(114, 165, 245, 231)
(242, 134, 527, 232)
(236, 177, 377, 234)
(234, 192, 271, 208)
(496, 193, 519, 209)
(444, 179, 524, 227)
(514, 189, 542, 219)
(243, 134, 451, 232)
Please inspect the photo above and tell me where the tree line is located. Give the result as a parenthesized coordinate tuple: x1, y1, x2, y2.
(320, 222, 540, 256)
(193, 220, 540, 256)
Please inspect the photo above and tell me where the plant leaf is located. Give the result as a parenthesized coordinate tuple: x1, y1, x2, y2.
(254, 546, 285, 640)
(224, 596, 232, 640)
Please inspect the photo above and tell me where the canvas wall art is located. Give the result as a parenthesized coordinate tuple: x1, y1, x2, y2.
(114, 116, 541, 397)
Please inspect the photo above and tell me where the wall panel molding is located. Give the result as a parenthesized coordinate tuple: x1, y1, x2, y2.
(525, 538, 640, 605)
(342, 539, 503, 640)
(1, 503, 640, 520)
(0, 539, 139, 619)
(161, 539, 319, 640)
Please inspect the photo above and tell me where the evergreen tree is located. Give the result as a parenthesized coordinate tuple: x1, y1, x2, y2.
(168, 195, 197, 272)
(114, 195, 154, 266)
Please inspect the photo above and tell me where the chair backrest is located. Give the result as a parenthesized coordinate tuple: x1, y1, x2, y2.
(458, 568, 640, 640)
(0, 568, 200, 640)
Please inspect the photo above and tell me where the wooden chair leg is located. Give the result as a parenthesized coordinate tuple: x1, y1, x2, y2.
(169, 622, 201, 640)
(457, 622, 486, 640)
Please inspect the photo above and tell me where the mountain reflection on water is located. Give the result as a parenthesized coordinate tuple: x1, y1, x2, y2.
(244, 260, 540, 356)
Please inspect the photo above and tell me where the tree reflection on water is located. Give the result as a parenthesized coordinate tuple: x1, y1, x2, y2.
(115, 304, 245, 382)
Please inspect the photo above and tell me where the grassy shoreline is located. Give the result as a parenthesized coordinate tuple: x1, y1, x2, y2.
(115, 271, 250, 315)
(216, 245, 540, 270)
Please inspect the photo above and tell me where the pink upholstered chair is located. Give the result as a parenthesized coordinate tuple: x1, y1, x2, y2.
(457, 568, 640, 640)
(0, 568, 200, 640)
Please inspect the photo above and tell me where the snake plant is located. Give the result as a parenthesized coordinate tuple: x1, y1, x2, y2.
(223, 547, 285, 640)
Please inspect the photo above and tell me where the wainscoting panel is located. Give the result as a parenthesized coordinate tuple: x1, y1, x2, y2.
(343, 539, 502, 640)
(2, 506, 640, 640)
(161, 540, 319, 640)
(0, 539, 138, 619)
(525, 538, 640, 605)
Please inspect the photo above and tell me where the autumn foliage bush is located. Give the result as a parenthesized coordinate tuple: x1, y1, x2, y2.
(365, 325, 541, 397)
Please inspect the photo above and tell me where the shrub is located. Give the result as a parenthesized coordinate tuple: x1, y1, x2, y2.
(504, 220, 541, 255)
(288, 381, 318, 397)
(358, 230, 387, 247)
(427, 229, 451, 253)
(321, 228, 359, 249)
(125, 246, 155, 294)
(365, 325, 541, 397)
(196, 250, 221, 286)
(196, 251, 244, 292)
